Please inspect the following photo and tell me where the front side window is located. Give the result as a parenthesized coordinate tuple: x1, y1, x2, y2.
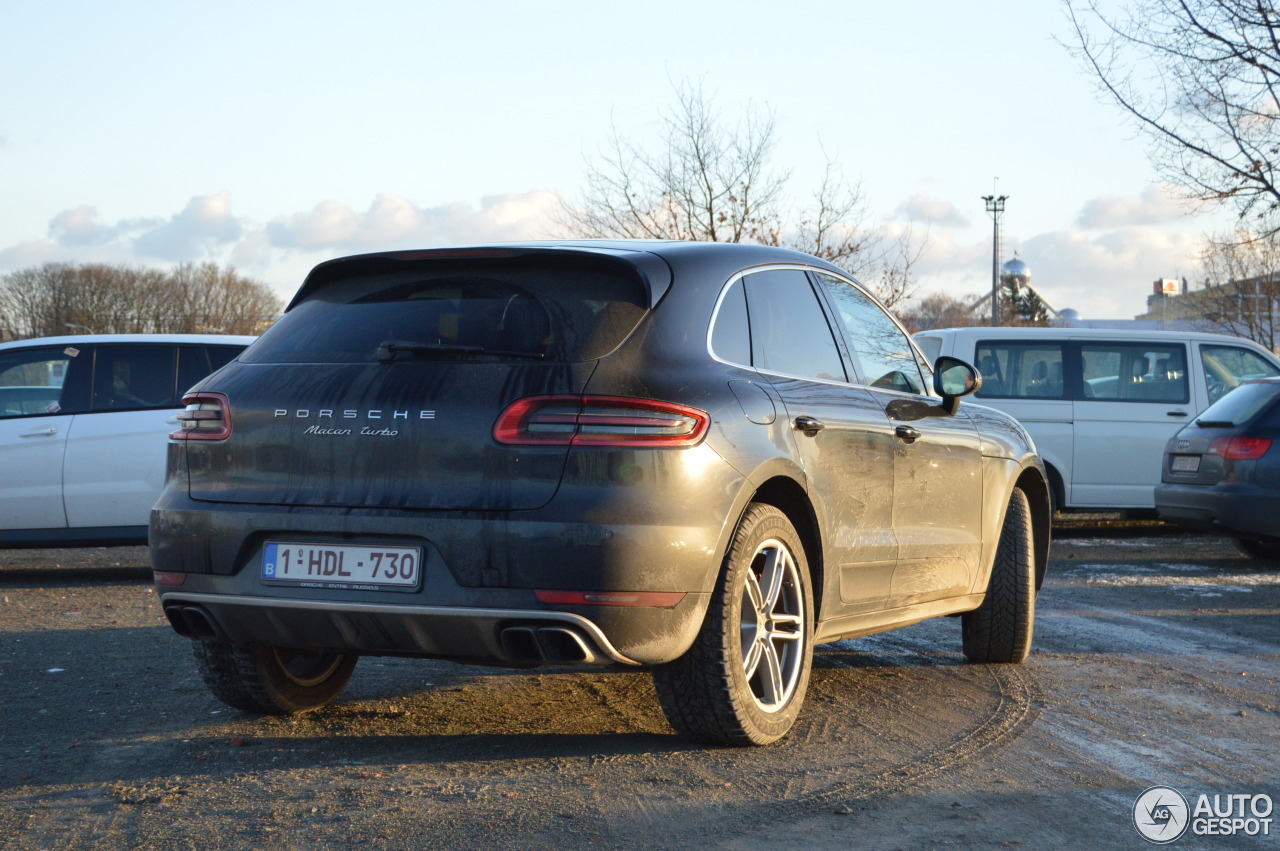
(741, 270, 846, 381)
(1201, 344, 1280, 404)
(0, 346, 86, 418)
(1080, 343, 1188, 403)
(974, 342, 1066, 399)
(815, 273, 925, 394)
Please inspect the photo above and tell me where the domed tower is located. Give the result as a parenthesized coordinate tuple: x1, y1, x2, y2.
(1001, 254, 1031, 290)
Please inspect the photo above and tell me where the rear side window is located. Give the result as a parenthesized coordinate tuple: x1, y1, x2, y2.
(243, 257, 648, 364)
(90, 345, 180, 411)
(710, 279, 751, 365)
(742, 270, 846, 382)
(1080, 343, 1188, 403)
(974, 342, 1066, 399)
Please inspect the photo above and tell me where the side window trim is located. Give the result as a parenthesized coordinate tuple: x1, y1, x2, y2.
(707, 265, 853, 386)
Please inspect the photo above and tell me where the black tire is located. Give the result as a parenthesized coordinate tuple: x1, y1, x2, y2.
(653, 504, 814, 746)
(1236, 537, 1280, 562)
(192, 641, 357, 715)
(963, 488, 1035, 664)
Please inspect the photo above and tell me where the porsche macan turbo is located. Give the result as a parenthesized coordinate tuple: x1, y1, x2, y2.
(151, 241, 1050, 745)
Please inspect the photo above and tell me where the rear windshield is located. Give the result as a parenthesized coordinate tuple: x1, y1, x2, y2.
(1194, 380, 1280, 427)
(242, 257, 648, 364)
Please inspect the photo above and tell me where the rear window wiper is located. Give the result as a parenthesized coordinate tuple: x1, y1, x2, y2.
(376, 341, 545, 362)
(1195, 419, 1234, 428)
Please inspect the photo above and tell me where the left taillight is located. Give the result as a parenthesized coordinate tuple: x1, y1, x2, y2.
(170, 392, 232, 441)
(493, 395, 709, 448)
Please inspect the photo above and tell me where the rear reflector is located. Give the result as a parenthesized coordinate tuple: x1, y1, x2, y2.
(153, 571, 188, 586)
(494, 395, 709, 448)
(170, 392, 232, 441)
(536, 590, 687, 608)
(1208, 436, 1273, 460)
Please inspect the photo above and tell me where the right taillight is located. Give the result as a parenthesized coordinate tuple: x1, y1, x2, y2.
(1207, 436, 1272, 460)
(493, 395, 709, 448)
(170, 392, 232, 441)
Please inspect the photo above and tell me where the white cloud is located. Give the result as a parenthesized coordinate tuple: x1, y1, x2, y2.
(133, 191, 242, 261)
(1075, 184, 1192, 229)
(264, 190, 561, 253)
(895, 194, 970, 228)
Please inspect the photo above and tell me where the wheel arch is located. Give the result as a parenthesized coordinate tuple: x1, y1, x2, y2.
(742, 475, 825, 620)
(1013, 465, 1052, 591)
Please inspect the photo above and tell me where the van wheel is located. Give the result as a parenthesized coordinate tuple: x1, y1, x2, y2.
(963, 488, 1035, 663)
(192, 641, 357, 715)
(652, 504, 814, 746)
(1236, 537, 1280, 562)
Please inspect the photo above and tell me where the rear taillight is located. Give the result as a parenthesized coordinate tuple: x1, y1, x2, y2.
(1207, 436, 1272, 460)
(493, 395, 709, 448)
(170, 392, 232, 441)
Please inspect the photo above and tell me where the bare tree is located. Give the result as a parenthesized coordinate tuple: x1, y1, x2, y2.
(1197, 232, 1280, 349)
(558, 83, 927, 307)
(898, 291, 984, 333)
(0, 262, 282, 340)
(1066, 0, 1280, 234)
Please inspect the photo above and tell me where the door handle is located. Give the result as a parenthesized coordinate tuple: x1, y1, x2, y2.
(895, 425, 921, 444)
(794, 416, 825, 437)
(19, 428, 58, 438)
(1167, 411, 1188, 417)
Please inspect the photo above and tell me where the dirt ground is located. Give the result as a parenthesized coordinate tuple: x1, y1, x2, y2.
(1, 525, 1277, 850)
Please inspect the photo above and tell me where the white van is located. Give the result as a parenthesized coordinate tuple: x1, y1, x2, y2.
(914, 327, 1280, 511)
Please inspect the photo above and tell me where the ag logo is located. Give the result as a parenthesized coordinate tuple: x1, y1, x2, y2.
(1134, 786, 1190, 843)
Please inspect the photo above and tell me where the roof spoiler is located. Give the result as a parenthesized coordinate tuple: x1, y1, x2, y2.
(285, 246, 673, 312)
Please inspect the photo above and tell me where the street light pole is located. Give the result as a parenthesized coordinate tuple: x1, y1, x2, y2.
(982, 194, 1008, 326)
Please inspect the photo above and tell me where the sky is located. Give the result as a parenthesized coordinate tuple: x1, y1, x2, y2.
(0, 0, 1234, 319)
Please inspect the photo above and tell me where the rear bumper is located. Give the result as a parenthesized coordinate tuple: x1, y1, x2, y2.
(149, 461, 741, 665)
(161, 592, 647, 666)
(1154, 483, 1280, 539)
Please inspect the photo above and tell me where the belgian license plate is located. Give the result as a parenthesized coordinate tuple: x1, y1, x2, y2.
(262, 542, 422, 590)
(1171, 455, 1201, 473)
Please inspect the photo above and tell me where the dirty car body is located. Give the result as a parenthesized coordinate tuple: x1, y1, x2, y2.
(151, 241, 1050, 745)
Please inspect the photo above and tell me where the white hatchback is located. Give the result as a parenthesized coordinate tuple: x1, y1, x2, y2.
(914, 327, 1280, 512)
(0, 334, 253, 547)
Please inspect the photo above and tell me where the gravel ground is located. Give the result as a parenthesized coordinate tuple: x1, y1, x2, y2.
(1, 528, 1277, 849)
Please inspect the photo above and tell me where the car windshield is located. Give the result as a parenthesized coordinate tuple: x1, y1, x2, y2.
(1194, 380, 1280, 426)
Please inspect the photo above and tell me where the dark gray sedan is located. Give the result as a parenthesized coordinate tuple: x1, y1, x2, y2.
(1157, 377, 1280, 560)
(151, 241, 1050, 745)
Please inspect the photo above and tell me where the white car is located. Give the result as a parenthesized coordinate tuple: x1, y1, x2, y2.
(914, 327, 1280, 512)
(0, 334, 253, 547)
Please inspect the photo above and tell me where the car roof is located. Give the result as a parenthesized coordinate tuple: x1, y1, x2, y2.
(0, 333, 257, 351)
(915, 326, 1272, 346)
(288, 240, 852, 311)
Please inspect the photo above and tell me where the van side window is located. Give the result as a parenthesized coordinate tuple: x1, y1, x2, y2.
(1080, 343, 1188, 403)
(90, 345, 180, 411)
(0, 346, 90, 418)
(973, 342, 1065, 399)
(1201, 345, 1280, 404)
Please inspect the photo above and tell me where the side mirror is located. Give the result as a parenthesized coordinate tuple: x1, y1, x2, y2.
(933, 356, 982, 416)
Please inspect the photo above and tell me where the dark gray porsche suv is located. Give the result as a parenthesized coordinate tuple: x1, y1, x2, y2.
(152, 241, 1050, 745)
